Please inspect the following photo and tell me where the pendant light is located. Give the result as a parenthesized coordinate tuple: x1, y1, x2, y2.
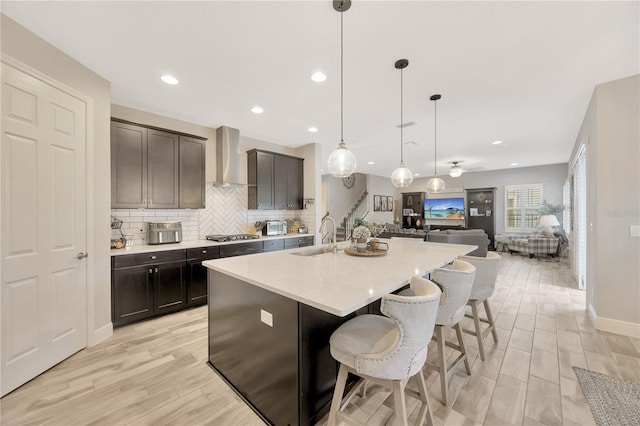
(327, 0, 357, 178)
(449, 161, 463, 177)
(391, 59, 413, 188)
(426, 94, 445, 193)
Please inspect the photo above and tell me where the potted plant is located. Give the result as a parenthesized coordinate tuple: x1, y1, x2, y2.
(366, 222, 386, 250)
(352, 226, 371, 252)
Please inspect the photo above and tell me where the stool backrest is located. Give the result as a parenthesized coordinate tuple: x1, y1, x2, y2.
(432, 259, 476, 326)
(356, 276, 441, 380)
(459, 252, 501, 301)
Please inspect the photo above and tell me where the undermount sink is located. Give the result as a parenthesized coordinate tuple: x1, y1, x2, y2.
(290, 246, 343, 256)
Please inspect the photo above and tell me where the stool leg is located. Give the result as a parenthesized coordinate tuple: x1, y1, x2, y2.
(470, 300, 485, 361)
(454, 323, 471, 375)
(435, 325, 448, 406)
(392, 380, 408, 426)
(415, 370, 434, 426)
(484, 299, 498, 343)
(328, 364, 349, 426)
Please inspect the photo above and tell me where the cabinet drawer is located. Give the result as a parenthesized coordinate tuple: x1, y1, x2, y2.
(186, 246, 220, 261)
(284, 236, 314, 248)
(113, 249, 186, 268)
(263, 239, 285, 252)
(219, 241, 264, 258)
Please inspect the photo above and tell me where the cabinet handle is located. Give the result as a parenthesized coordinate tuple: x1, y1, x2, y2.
(202, 250, 207, 253)
(149, 268, 153, 274)
(155, 268, 158, 273)
(150, 255, 157, 260)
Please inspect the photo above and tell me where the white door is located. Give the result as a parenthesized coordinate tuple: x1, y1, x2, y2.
(1, 62, 87, 396)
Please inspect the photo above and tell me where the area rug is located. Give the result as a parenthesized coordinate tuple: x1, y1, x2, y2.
(573, 366, 640, 426)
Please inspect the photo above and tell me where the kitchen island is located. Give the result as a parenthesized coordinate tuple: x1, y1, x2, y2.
(203, 239, 476, 426)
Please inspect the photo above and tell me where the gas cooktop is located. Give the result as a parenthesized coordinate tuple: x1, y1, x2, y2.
(205, 234, 260, 242)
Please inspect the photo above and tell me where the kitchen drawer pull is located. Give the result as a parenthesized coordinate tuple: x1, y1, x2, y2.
(202, 250, 207, 253)
(150, 255, 157, 260)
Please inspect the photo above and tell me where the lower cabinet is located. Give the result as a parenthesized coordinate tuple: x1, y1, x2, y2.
(285, 235, 315, 249)
(112, 250, 186, 327)
(186, 247, 220, 307)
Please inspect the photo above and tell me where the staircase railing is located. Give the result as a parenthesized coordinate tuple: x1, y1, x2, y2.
(343, 190, 369, 241)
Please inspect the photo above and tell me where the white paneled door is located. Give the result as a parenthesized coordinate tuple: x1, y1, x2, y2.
(1, 62, 87, 396)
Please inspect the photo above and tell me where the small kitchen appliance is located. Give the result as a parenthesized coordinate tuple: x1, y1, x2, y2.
(263, 221, 288, 236)
(147, 222, 182, 245)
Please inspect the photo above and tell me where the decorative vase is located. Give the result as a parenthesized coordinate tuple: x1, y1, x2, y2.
(356, 237, 368, 253)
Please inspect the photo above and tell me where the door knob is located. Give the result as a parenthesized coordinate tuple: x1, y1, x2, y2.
(76, 252, 88, 259)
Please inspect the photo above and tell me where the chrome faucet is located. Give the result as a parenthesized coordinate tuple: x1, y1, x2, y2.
(320, 216, 337, 253)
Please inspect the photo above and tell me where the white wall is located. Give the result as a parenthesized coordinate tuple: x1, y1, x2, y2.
(398, 163, 568, 234)
(574, 75, 640, 337)
(322, 173, 367, 224)
(366, 174, 397, 225)
(1, 14, 112, 345)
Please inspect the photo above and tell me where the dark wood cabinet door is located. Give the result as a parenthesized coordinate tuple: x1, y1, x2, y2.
(248, 150, 275, 210)
(147, 129, 179, 209)
(287, 157, 304, 210)
(187, 262, 208, 307)
(111, 121, 147, 208)
(274, 155, 288, 210)
(153, 260, 186, 315)
(466, 187, 497, 248)
(179, 136, 205, 208)
(112, 265, 154, 326)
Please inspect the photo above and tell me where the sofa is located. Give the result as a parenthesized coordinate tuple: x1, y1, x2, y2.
(426, 229, 490, 257)
(494, 231, 565, 258)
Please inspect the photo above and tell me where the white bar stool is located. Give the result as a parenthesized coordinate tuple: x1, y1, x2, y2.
(327, 276, 442, 426)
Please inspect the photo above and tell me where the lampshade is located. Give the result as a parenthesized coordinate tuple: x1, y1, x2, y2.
(327, 142, 357, 177)
(426, 175, 445, 193)
(539, 215, 560, 235)
(449, 162, 462, 178)
(328, 0, 357, 178)
(391, 162, 413, 187)
(391, 58, 413, 188)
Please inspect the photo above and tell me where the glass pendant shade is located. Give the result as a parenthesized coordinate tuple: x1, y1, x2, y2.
(328, 141, 357, 177)
(449, 163, 462, 177)
(426, 175, 445, 193)
(391, 162, 413, 187)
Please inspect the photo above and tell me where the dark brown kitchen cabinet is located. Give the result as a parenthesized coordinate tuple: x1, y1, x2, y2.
(110, 119, 206, 209)
(263, 239, 285, 252)
(219, 241, 264, 258)
(186, 246, 220, 307)
(284, 235, 315, 248)
(248, 149, 304, 210)
(275, 154, 304, 210)
(179, 136, 206, 209)
(466, 187, 497, 249)
(111, 250, 186, 327)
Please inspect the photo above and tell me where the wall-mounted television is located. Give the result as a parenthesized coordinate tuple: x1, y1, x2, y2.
(425, 197, 465, 220)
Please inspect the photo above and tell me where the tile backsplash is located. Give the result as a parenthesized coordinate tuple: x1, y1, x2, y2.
(111, 183, 315, 245)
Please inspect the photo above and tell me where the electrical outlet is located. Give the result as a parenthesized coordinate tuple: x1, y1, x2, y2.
(260, 309, 273, 327)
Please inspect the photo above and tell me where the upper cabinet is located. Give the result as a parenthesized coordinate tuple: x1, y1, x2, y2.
(111, 120, 206, 209)
(247, 149, 304, 210)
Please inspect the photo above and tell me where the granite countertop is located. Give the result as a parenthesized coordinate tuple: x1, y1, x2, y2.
(110, 233, 313, 256)
(203, 239, 477, 317)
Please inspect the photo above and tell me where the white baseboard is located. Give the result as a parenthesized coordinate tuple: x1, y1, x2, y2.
(588, 305, 640, 338)
(91, 322, 113, 347)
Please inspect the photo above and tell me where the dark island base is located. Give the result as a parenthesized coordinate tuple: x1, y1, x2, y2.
(208, 270, 381, 426)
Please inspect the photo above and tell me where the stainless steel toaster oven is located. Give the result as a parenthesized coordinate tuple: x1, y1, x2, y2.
(147, 222, 182, 245)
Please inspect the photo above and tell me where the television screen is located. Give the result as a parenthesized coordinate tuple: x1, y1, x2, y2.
(425, 197, 465, 219)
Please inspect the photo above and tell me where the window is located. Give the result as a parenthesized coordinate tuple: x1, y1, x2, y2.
(505, 184, 543, 231)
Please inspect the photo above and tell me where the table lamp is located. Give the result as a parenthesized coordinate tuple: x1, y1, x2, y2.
(539, 215, 560, 236)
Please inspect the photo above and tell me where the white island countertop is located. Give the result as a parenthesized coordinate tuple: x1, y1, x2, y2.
(203, 239, 477, 317)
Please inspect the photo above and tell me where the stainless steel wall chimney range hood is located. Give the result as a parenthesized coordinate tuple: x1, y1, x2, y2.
(214, 126, 244, 187)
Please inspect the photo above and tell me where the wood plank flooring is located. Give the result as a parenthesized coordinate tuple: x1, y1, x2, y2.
(2, 253, 639, 425)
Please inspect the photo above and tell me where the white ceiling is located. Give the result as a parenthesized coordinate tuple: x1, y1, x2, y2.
(3, 1, 638, 178)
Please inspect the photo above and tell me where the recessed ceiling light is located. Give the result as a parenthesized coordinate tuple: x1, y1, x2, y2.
(161, 74, 179, 85)
(251, 106, 264, 114)
(367, 161, 375, 165)
(510, 162, 518, 166)
(492, 140, 503, 145)
(311, 72, 327, 82)
(308, 127, 318, 133)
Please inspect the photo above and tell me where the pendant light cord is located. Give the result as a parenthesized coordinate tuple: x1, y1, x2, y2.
(400, 67, 404, 163)
(340, 9, 344, 144)
(433, 99, 437, 174)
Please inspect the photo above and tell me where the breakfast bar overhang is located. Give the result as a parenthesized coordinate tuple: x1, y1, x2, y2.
(203, 239, 477, 426)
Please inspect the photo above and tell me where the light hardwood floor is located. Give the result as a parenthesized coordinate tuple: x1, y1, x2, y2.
(2, 253, 639, 425)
